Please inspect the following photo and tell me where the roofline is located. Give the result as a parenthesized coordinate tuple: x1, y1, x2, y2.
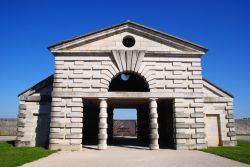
(18, 75, 53, 97)
(48, 20, 208, 52)
(203, 78, 234, 98)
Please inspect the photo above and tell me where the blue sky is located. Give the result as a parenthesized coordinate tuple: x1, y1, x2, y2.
(0, 0, 249, 119)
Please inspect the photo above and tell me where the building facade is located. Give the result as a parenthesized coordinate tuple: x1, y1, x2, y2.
(16, 21, 236, 150)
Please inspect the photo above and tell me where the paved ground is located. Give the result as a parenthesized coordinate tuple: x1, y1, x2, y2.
(0, 136, 248, 167)
(22, 146, 249, 167)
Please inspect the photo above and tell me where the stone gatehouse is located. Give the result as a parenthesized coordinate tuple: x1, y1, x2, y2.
(16, 21, 236, 150)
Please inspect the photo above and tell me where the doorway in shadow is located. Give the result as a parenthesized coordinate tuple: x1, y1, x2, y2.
(158, 99, 174, 149)
(108, 99, 150, 150)
(82, 99, 99, 147)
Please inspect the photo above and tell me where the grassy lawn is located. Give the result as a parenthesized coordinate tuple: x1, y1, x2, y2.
(201, 140, 250, 165)
(0, 142, 57, 167)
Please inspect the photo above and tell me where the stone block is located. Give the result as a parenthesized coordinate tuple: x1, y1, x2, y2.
(227, 131, 236, 137)
(71, 107, 83, 112)
(66, 123, 83, 128)
(70, 139, 82, 144)
(176, 123, 189, 128)
(50, 133, 64, 139)
(65, 133, 82, 139)
(190, 123, 205, 128)
(71, 118, 82, 123)
(18, 113, 26, 118)
(190, 112, 205, 118)
(226, 114, 234, 119)
(175, 112, 189, 118)
(50, 139, 61, 144)
(50, 122, 65, 128)
(67, 102, 84, 107)
(19, 104, 26, 110)
(50, 128, 61, 133)
(190, 103, 204, 108)
(49, 143, 82, 151)
(71, 128, 82, 133)
(72, 98, 82, 102)
(188, 75, 202, 80)
(226, 122, 235, 128)
(191, 133, 205, 139)
(176, 133, 191, 139)
(51, 112, 65, 117)
(67, 112, 83, 118)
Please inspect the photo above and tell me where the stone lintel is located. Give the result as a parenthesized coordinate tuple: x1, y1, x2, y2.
(53, 91, 203, 99)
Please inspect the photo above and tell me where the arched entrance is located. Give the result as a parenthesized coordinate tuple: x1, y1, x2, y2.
(109, 72, 149, 92)
(108, 72, 150, 149)
(82, 72, 174, 150)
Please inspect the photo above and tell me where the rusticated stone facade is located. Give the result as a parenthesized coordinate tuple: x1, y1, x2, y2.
(16, 21, 236, 150)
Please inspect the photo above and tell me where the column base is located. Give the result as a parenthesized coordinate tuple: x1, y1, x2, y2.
(149, 144, 159, 150)
(98, 144, 107, 150)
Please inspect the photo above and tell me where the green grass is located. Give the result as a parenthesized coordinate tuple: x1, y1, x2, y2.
(201, 141, 250, 164)
(0, 142, 57, 167)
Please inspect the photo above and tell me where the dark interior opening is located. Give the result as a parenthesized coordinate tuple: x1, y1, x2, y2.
(157, 99, 174, 149)
(108, 100, 150, 149)
(109, 73, 149, 92)
(82, 100, 99, 145)
(122, 35, 135, 47)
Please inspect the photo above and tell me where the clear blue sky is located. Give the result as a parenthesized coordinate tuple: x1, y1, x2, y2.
(0, 0, 249, 119)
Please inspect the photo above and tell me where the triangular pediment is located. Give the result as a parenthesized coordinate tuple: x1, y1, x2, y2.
(49, 21, 208, 55)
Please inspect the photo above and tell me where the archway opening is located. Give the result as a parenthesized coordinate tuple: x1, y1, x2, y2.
(107, 99, 150, 149)
(108, 73, 149, 92)
(112, 108, 137, 146)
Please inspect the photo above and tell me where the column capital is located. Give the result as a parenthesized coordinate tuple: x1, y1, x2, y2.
(149, 98, 158, 101)
(98, 97, 108, 101)
(149, 98, 158, 108)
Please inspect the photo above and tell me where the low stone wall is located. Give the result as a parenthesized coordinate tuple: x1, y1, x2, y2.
(0, 118, 17, 136)
(235, 119, 250, 135)
(113, 120, 136, 136)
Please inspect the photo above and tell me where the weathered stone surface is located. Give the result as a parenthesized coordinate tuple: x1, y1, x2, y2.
(227, 131, 236, 137)
(175, 113, 189, 118)
(50, 133, 64, 139)
(65, 133, 82, 139)
(191, 133, 205, 139)
(17, 21, 236, 151)
(176, 133, 191, 139)
(66, 123, 83, 128)
(190, 112, 205, 118)
(227, 122, 235, 128)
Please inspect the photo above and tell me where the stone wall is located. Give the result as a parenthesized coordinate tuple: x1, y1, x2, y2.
(236, 119, 250, 134)
(51, 50, 205, 150)
(16, 76, 53, 147)
(113, 120, 136, 136)
(0, 118, 17, 136)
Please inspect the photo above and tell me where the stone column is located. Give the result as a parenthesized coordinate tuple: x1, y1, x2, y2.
(98, 98, 108, 150)
(149, 98, 159, 150)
